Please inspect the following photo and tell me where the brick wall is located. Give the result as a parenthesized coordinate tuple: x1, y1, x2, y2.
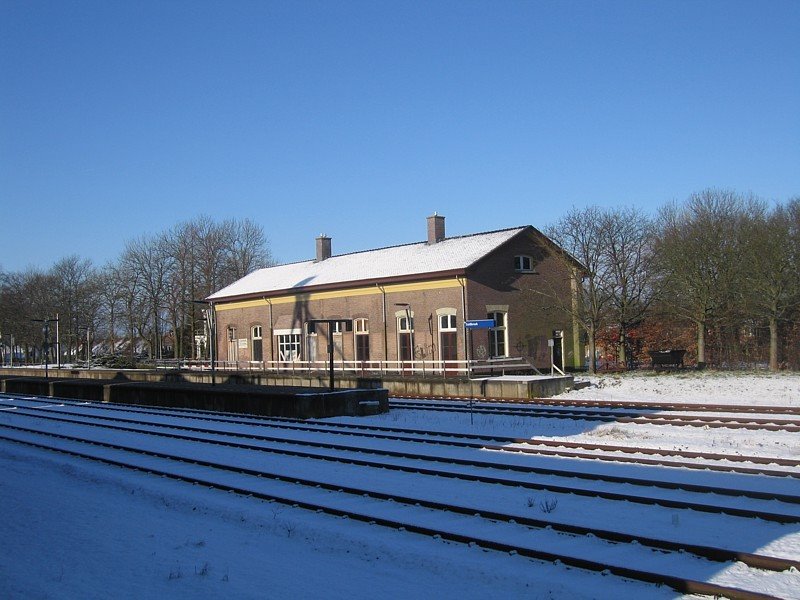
(213, 231, 582, 368)
(466, 229, 579, 369)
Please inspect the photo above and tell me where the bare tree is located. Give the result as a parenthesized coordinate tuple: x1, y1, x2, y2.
(0, 268, 58, 362)
(603, 208, 659, 367)
(545, 207, 610, 374)
(163, 219, 200, 359)
(50, 255, 99, 362)
(742, 200, 800, 370)
(225, 218, 274, 280)
(95, 265, 125, 354)
(655, 189, 756, 366)
(194, 216, 231, 298)
(120, 234, 173, 359)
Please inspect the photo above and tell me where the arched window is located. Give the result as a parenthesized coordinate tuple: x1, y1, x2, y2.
(437, 309, 458, 368)
(396, 310, 414, 362)
(251, 325, 263, 362)
(487, 311, 508, 357)
(354, 318, 369, 361)
(227, 326, 238, 362)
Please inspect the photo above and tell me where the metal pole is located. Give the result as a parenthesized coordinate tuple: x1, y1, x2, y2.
(408, 306, 414, 374)
(210, 303, 217, 386)
(43, 321, 49, 379)
(56, 313, 60, 369)
(328, 325, 334, 391)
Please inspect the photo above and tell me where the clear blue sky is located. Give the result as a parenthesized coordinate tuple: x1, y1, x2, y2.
(2, 0, 798, 273)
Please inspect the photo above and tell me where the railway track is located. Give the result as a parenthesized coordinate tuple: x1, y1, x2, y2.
(389, 399, 800, 432)
(0, 422, 795, 600)
(392, 393, 800, 415)
(4, 407, 800, 523)
(3, 393, 799, 480)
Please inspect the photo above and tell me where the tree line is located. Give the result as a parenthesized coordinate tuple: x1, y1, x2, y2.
(545, 189, 800, 373)
(2, 190, 798, 372)
(0, 216, 272, 365)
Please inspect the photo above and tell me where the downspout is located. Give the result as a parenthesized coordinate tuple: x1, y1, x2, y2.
(458, 276, 468, 364)
(378, 284, 387, 361)
(266, 298, 274, 363)
(210, 301, 217, 386)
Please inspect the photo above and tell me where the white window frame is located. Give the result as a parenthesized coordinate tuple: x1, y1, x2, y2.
(395, 310, 415, 361)
(438, 314, 457, 331)
(354, 318, 369, 362)
(227, 326, 238, 361)
(437, 309, 458, 365)
(488, 311, 508, 357)
(514, 255, 533, 272)
(251, 325, 263, 362)
(275, 328, 302, 362)
(354, 318, 369, 334)
(397, 315, 414, 333)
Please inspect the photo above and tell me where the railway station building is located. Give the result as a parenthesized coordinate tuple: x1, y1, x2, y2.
(207, 215, 584, 373)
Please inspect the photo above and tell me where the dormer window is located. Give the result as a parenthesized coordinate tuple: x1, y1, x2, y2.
(514, 255, 533, 272)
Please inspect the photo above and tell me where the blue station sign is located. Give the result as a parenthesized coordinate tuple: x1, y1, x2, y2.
(464, 319, 495, 329)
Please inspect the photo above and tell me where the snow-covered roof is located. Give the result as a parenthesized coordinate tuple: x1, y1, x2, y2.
(208, 226, 528, 301)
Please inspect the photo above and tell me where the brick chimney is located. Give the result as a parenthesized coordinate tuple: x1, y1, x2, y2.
(315, 234, 332, 262)
(427, 213, 445, 244)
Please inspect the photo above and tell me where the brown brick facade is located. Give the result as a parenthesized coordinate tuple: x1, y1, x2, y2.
(213, 227, 581, 369)
(466, 229, 579, 368)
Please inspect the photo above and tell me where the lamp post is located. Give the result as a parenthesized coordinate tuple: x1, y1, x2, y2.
(56, 313, 60, 369)
(192, 300, 216, 386)
(307, 319, 353, 391)
(31, 317, 58, 378)
(77, 326, 92, 368)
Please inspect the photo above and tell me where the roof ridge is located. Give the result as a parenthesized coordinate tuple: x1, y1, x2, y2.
(207, 225, 534, 300)
(267, 225, 529, 268)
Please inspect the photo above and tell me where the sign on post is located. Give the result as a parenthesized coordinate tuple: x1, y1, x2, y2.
(464, 319, 495, 329)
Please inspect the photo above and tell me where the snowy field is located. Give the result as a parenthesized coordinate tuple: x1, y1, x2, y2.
(1, 371, 799, 599)
(564, 370, 800, 407)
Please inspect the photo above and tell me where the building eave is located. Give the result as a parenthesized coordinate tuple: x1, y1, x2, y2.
(208, 268, 468, 305)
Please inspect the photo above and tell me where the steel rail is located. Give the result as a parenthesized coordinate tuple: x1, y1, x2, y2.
(4, 394, 800, 470)
(389, 400, 800, 431)
(3, 413, 800, 523)
(0, 430, 788, 600)
(6, 400, 800, 488)
(391, 393, 800, 415)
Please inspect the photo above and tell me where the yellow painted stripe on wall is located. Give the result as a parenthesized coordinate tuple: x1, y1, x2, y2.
(215, 277, 465, 311)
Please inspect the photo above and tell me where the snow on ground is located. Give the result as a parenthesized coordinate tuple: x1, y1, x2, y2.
(563, 370, 800, 406)
(0, 444, 671, 600)
(1, 371, 799, 599)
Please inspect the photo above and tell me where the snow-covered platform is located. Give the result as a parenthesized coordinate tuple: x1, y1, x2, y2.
(0, 367, 575, 401)
(379, 373, 576, 399)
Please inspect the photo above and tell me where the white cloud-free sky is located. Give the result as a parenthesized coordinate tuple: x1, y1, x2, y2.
(2, 0, 798, 272)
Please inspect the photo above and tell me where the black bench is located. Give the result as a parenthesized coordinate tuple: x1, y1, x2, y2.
(648, 349, 686, 369)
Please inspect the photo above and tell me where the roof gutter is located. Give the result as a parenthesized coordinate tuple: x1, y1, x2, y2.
(208, 268, 467, 304)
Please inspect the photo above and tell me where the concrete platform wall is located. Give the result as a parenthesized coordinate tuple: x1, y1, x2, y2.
(0, 368, 573, 400)
(0, 373, 388, 418)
